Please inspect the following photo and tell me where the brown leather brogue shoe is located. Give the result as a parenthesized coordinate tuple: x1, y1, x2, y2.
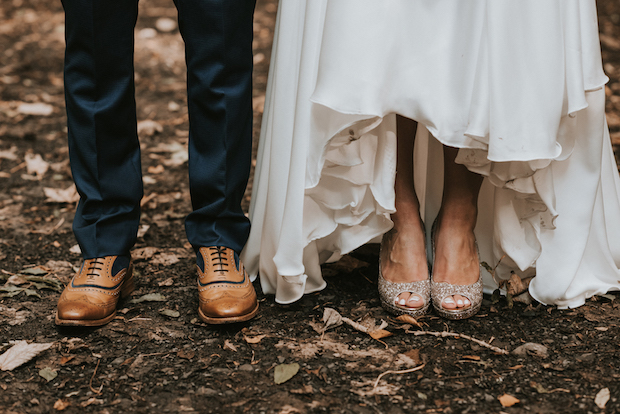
(55, 255, 135, 327)
(197, 246, 258, 324)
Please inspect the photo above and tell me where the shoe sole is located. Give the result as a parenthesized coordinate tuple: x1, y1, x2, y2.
(55, 270, 136, 327)
(432, 302, 481, 320)
(197, 302, 259, 325)
(381, 298, 430, 318)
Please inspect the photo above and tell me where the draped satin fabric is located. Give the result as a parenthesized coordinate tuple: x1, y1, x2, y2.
(242, 0, 620, 308)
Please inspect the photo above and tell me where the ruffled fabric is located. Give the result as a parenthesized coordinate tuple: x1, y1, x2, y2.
(242, 0, 620, 307)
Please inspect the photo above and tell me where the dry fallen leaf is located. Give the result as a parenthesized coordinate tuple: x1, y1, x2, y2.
(244, 334, 267, 344)
(511, 342, 548, 358)
(369, 329, 392, 340)
(498, 394, 520, 407)
(137, 119, 163, 136)
(177, 350, 195, 360)
(595, 388, 610, 409)
(39, 367, 58, 382)
(506, 273, 527, 296)
(18, 102, 54, 116)
(130, 293, 167, 303)
(223, 340, 238, 352)
(148, 164, 165, 174)
(395, 314, 423, 328)
(80, 398, 104, 407)
(0, 146, 18, 160)
(159, 309, 180, 318)
(321, 307, 343, 332)
(158, 277, 174, 287)
(0, 341, 54, 371)
(274, 363, 300, 385)
(25, 153, 49, 178)
(53, 399, 70, 411)
(44, 185, 79, 204)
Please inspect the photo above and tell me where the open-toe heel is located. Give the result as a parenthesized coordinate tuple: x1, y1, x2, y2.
(378, 230, 430, 317)
(378, 271, 430, 317)
(430, 220, 483, 320)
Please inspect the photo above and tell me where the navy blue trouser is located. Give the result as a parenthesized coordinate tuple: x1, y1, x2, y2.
(62, 0, 255, 259)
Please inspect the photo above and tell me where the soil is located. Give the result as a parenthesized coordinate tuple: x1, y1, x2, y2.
(1, 1, 620, 413)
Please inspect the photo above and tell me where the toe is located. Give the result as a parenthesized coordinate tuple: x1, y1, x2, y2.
(453, 295, 471, 309)
(442, 296, 456, 310)
(406, 294, 423, 309)
(396, 292, 424, 309)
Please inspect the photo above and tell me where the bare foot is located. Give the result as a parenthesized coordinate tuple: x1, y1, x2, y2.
(432, 217, 480, 310)
(380, 221, 429, 310)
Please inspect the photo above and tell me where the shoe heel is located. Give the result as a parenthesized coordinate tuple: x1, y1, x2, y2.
(120, 266, 135, 298)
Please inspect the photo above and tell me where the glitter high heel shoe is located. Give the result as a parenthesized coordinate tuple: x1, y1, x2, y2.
(430, 220, 483, 320)
(378, 230, 431, 317)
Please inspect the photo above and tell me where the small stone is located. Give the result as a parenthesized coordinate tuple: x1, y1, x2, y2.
(239, 364, 254, 372)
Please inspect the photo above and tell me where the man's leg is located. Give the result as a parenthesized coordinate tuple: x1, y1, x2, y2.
(63, 0, 142, 259)
(175, 0, 258, 323)
(57, 0, 141, 326)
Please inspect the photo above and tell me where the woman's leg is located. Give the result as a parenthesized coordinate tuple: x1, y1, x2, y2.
(380, 115, 429, 309)
(433, 147, 483, 310)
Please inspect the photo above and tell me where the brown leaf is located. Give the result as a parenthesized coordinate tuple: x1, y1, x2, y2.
(395, 314, 422, 328)
(60, 356, 75, 365)
(290, 384, 314, 395)
(244, 334, 267, 344)
(80, 398, 104, 407)
(0, 341, 54, 371)
(321, 308, 343, 332)
(595, 388, 610, 409)
(53, 399, 70, 411)
(148, 165, 165, 174)
(498, 394, 520, 407)
(44, 185, 79, 204)
(506, 273, 527, 296)
(403, 349, 423, 365)
(223, 340, 237, 352)
(25, 153, 49, 178)
(158, 277, 174, 287)
(177, 350, 195, 360)
(369, 329, 392, 340)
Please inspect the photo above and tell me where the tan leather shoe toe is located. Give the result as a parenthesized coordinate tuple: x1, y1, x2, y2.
(197, 246, 258, 324)
(55, 256, 135, 327)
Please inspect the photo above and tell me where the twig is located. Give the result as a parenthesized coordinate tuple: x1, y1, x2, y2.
(342, 317, 369, 333)
(89, 359, 103, 395)
(406, 330, 510, 355)
(373, 364, 426, 388)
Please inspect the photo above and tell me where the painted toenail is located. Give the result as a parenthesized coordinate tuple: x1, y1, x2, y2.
(399, 299, 406, 305)
(444, 297, 455, 304)
(457, 299, 463, 306)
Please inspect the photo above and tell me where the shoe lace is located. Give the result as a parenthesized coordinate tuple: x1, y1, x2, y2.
(210, 247, 229, 273)
(86, 258, 105, 280)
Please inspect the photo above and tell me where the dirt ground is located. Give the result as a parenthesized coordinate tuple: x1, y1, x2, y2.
(1, 1, 620, 413)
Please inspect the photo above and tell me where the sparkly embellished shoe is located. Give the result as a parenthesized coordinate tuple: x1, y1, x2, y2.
(378, 231, 431, 317)
(430, 221, 483, 320)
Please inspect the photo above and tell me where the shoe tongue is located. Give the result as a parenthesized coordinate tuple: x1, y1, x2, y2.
(196, 247, 240, 272)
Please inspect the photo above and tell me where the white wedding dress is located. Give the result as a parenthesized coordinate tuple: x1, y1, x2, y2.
(241, 0, 620, 308)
